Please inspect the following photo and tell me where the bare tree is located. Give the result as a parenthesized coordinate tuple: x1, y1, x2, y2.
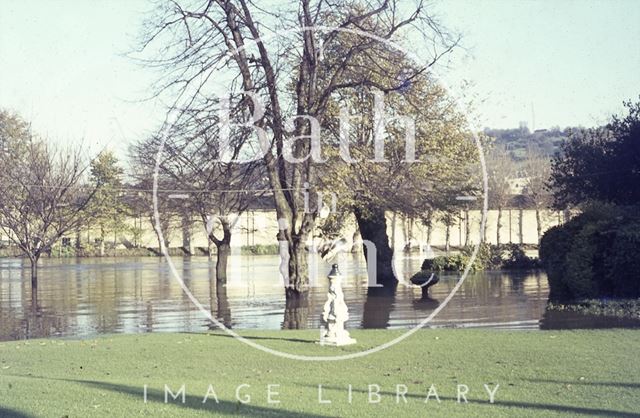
(128, 149, 181, 254)
(486, 146, 515, 245)
(181, 118, 265, 284)
(0, 113, 95, 303)
(130, 108, 264, 283)
(522, 145, 552, 244)
(512, 193, 528, 245)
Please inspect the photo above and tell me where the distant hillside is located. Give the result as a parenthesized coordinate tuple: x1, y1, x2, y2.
(483, 126, 569, 160)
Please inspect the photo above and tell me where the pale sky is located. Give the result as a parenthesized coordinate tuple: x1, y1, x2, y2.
(1, 0, 639, 162)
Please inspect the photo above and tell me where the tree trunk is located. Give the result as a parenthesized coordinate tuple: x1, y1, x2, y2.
(209, 268, 231, 329)
(263, 158, 315, 295)
(401, 215, 408, 252)
(207, 238, 214, 260)
(458, 212, 463, 247)
(212, 218, 233, 285)
(351, 230, 360, 253)
(275, 215, 311, 297)
(353, 206, 396, 288)
(215, 241, 231, 284)
(29, 256, 38, 307)
(75, 228, 82, 250)
(464, 210, 470, 246)
(284, 241, 309, 293)
(133, 217, 138, 248)
(508, 209, 512, 243)
(409, 217, 415, 248)
(99, 226, 105, 257)
(482, 213, 488, 243)
(153, 217, 164, 256)
(390, 212, 397, 251)
(496, 207, 503, 245)
(445, 223, 451, 254)
(181, 215, 193, 256)
(518, 208, 524, 244)
(30, 258, 38, 291)
(425, 210, 434, 245)
(536, 208, 542, 245)
(283, 287, 309, 329)
(156, 233, 164, 255)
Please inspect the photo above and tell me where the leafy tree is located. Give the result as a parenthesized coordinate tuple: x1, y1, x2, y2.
(321, 73, 477, 285)
(89, 151, 128, 256)
(485, 126, 568, 160)
(130, 113, 264, 283)
(541, 100, 640, 301)
(549, 99, 640, 207)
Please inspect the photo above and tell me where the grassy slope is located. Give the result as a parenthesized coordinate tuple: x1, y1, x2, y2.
(0, 330, 638, 417)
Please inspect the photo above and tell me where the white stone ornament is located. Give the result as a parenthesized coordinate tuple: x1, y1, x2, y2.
(319, 264, 356, 346)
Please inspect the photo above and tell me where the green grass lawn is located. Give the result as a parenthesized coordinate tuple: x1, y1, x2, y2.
(0, 329, 639, 417)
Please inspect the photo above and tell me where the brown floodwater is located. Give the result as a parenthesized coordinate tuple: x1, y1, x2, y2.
(0, 254, 637, 341)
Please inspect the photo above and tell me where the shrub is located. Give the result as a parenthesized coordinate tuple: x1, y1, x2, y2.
(422, 254, 471, 272)
(502, 243, 539, 269)
(606, 220, 640, 298)
(539, 225, 574, 299)
(465, 243, 503, 270)
(241, 244, 279, 255)
(49, 244, 77, 258)
(420, 243, 537, 272)
(540, 203, 640, 300)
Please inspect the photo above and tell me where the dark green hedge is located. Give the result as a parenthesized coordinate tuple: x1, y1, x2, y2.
(420, 243, 538, 273)
(540, 204, 640, 301)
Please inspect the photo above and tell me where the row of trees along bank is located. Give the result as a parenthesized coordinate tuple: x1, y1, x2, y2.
(0, 106, 561, 307)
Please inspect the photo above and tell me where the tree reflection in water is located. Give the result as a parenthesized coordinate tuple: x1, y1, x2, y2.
(361, 286, 396, 329)
(3, 256, 632, 339)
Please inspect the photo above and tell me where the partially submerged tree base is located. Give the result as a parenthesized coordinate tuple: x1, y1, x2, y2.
(354, 206, 397, 288)
(283, 288, 309, 329)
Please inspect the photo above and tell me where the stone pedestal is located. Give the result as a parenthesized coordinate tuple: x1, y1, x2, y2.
(319, 264, 356, 346)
